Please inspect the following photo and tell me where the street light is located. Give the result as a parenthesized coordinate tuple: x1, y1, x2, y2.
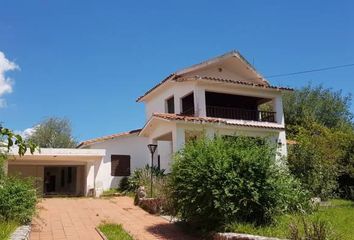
(147, 143, 158, 197)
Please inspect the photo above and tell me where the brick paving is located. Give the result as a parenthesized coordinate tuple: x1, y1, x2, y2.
(30, 197, 197, 240)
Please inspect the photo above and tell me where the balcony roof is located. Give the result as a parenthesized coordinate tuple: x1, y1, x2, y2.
(139, 113, 285, 137)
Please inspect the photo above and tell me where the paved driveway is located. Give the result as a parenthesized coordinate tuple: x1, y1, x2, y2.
(30, 197, 197, 240)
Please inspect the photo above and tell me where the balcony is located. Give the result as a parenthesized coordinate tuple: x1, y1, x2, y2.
(206, 106, 276, 122)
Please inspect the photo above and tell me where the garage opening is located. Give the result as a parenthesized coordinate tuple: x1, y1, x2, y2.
(43, 166, 83, 197)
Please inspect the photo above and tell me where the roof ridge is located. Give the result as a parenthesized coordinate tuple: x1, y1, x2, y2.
(77, 128, 142, 148)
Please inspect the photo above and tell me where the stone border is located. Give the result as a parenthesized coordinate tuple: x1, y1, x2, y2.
(214, 232, 283, 240)
(95, 227, 108, 240)
(10, 225, 31, 240)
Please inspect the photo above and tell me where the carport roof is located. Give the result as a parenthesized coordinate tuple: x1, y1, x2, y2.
(7, 148, 106, 162)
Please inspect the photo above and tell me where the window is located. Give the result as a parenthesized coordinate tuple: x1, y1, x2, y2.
(166, 96, 174, 113)
(111, 155, 131, 176)
(181, 92, 194, 115)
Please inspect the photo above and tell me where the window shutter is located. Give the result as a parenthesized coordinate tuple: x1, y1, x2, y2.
(111, 155, 131, 176)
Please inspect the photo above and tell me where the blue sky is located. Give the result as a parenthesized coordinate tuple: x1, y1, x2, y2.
(0, 1, 353, 141)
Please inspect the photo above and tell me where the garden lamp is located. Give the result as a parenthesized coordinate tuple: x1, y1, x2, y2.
(147, 143, 158, 197)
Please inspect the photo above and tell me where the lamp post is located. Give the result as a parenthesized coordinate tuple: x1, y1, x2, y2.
(147, 143, 158, 198)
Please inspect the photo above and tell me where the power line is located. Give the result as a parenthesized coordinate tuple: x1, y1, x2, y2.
(265, 63, 354, 79)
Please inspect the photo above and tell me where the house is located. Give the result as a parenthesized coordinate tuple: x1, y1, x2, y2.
(6, 51, 291, 197)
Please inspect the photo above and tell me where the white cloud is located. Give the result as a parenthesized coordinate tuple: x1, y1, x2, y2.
(0, 51, 19, 107)
(15, 126, 37, 139)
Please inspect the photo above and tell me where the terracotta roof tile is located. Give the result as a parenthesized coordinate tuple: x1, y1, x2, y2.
(153, 113, 285, 130)
(200, 76, 294, 91)
(77, 129, 141, 148)
(137, 75, 293, 102)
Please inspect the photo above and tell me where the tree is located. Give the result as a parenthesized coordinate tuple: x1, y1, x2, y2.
(287, 122, 346, 199)
(283, 84, 354, 199)
(283, 84, 353, 136)
(29, 117, 77, 148)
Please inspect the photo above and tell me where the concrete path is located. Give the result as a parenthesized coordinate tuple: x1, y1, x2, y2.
(30, 197, 197, 240)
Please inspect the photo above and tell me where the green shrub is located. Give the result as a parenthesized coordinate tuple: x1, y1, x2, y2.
(169, 136, 310, 229)
(287, 123, 346, 200)
(0, 176, 37, 223)
(288, 218, 338, 240)
(128, 165, 166, 197)
(119, 177, 130, 192)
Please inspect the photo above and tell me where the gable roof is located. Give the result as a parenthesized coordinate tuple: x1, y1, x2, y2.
(77, 129, 141, 148)
(152, 113, 284, 130)
(136, 51, 290, 102)
(139, 113, 285, 137)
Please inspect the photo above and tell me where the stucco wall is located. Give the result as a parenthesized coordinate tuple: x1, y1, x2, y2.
(145, 81, 197, 120)
(85, 134, 150, 190)
(8, 165, 44, 194)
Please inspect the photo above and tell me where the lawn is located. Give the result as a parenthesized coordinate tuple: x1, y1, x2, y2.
(98, 223, 133, 240)
(227, 199, 354, 239)
(0, 221, 18, 240)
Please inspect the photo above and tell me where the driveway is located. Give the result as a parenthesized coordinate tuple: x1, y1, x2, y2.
(30, 197, 197, 240)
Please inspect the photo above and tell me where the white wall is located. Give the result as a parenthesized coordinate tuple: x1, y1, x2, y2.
(85, 134, 150, 191)
(145, 81, 197, 120)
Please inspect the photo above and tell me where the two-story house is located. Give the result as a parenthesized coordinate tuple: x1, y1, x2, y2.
(137, 51, 290, 160)
(77, 51, 292, 195)
(7, 51, 291, 198)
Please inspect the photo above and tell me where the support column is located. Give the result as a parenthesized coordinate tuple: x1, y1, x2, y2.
(194, 87, 206, 117)
(272, 96, 285, 126)
(205, 128, 215, 139)
(86, 162, 95, 197)
(2, 159, 8, 176)
(172, 127, 185, 152)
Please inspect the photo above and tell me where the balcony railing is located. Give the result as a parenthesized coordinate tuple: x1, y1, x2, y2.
(206, 106, 276, 122)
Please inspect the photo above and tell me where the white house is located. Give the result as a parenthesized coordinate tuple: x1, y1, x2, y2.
(7, 51, 292, 197)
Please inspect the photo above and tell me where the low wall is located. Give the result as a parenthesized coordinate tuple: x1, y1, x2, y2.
(214, 233, 282, 240)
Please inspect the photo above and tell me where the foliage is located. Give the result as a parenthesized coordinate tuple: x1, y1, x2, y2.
(282, 84, 353, 134)
(28, 117, 77, 148)
(227, 199, 353, 239)
(0, 220, 18, 240)
(283, 85, 354, 199)
(287, 123, 348, 199)
(98, 223, 133, 240)
(289, 218, 337, 240)
(0, 176, 37, 223)
(169, 136, 310, 229)
(127, 164, 166, 197)
(0, 126, 37, 157)
(101, 188, 119, 197)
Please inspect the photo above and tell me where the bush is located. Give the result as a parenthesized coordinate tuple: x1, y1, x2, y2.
(128, 165, 166, 197)
(169, 136, 310, 229)
(0, 176, 37, 223)
(288, 218, 338, 240)
(287, 123, 348, 200)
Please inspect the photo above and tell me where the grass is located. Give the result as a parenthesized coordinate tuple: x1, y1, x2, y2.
(227, 199, 354, 239)
(0, 221, 18, 240)
(98, 223, 133, 240)
(100, 189, 135, 198)
(101, 189, 120, 197)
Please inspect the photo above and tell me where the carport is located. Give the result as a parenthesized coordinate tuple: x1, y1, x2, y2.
(5, 148, 106, 197)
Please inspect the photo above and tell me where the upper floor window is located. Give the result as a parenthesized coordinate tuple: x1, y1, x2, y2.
(181, 92, 194, 116)
(166, 96, 175, 114)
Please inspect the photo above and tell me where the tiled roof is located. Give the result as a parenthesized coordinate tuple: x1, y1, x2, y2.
(136, 74, 177, 102)
(77, 129, 141, 148)
(200, 76, 294, 91)
(136, 75, 293, 102)
(152, 113, 285, 130)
